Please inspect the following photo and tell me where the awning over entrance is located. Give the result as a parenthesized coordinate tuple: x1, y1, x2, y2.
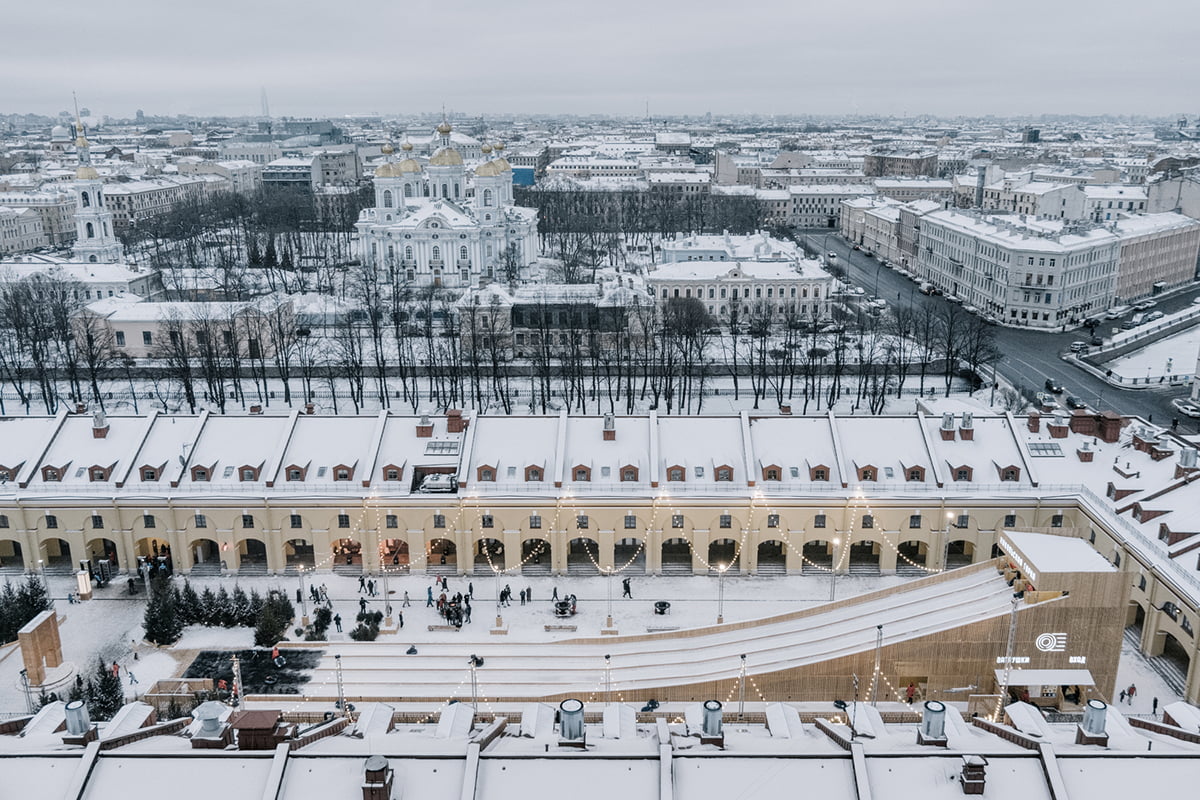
(994, 669, 1095, 686)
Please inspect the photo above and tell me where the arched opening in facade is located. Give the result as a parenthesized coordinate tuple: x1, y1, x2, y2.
(756, 540, 786, 574)
(0, 540, 24, 573)
(568, 537, 600, 575)
(189, 538, 221, 574)
(1158, 631, 1191, 692)
(946, 540, 975, 569)
(1126, 601, 1146, 635)
(40, 538, 72, 572)
(474, 538, 505, 575)
(661, 538, 692, 575)
(380, 539, 407, 572)
(237, 538, 268, 573)
(708, 539, 740, 573)
(849, 540, 880, 574)
(427, 538, 456, 574)
(896, 540, 927, 576)
(333, 538, 363, 573)
(802, 540, 834, 574)
(86, 537, 119, 570)
(133, 536, 173, 575)
(614, 537, 646, 575)
(285, 538, 316, 571)
(521, 538, 551, 576)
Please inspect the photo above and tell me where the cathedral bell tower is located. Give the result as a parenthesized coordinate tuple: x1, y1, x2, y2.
(71, 120, 123, 264)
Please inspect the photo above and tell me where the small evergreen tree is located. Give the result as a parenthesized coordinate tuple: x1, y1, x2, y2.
(264, 236, 278, 269)
(88, 658, 125, 721)
(68, 674, 89, 704)
(215, 587, 233, 627)
(0, 580, 19, 644)
(253, 591, 295, 647)
(143, 573, 183, 646)
(198, 586, 218, 626)
(179, 581, 201, 625)
(231, 585, 251, 625)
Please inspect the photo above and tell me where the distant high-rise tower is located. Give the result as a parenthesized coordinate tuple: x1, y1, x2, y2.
(70, 119, 123, 264)
(261, 88, 271, 119)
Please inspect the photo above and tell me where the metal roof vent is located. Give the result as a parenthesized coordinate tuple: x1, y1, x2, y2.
(918, 700, 948, 745)
(64, 700, 90, 735)
(702, 700, 723, 737)
(558, 698, 586, 747)
(941, 412, 955, 430)
(1181, 447, 1198, 469)
(1081, 699, 1107, 736)
(192, 701, 227, 735)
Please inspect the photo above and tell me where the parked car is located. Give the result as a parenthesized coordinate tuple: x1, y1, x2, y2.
(1146, 310, 1165, 322)
(827, 252, 838, 260)
(1104, 305, 1132, 319)
(1172, 398, 1200, 418)
(1069, 341, 1088, 353)
(1035, 392, 1060, 411)
(919, 282, 935, 295)
(1090, 336, 1104, 346)
(1044, 378, 1064, 394)
(1133, 300, 1158, 311)
(1065, 395, 1087, 410)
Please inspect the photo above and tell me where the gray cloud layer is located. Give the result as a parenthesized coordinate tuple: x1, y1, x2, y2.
(5, 0, 1197, 117)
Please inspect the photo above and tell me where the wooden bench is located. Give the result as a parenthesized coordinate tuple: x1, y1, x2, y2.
(646, 626, 680, 633)
(427, 624, 461, 632)
(544, 625, 578, 632)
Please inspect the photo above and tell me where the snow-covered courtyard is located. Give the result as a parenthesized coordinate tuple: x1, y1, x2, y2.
(0, 568, 1181, 719)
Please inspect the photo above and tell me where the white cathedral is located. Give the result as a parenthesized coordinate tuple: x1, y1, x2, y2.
(355, 122, 539, 289)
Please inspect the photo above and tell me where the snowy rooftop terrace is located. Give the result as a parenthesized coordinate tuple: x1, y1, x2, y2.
(3, 697, 1200, 799)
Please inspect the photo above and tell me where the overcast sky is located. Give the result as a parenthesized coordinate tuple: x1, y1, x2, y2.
(5, 0, 1198, 119)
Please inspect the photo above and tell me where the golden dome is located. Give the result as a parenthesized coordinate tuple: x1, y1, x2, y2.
(493, 157, 512, 172)
(76, 136, 89, 148)
(429, 146, 463, 166)
(381, 142, 394, 155)
(76, 166, 100, 180)
(474, 160, 504, 177)
(374, 161, 405, 178)
(396, 158, 422, 174)
(400, 141, 413, 152)
(436, 121, 453, 135)
(481, 144, 493, 155)
(493, 142, 505, 152)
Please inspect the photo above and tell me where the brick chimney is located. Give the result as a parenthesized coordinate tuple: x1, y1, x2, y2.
(939, 412, 956, 441)
(446, 409, 467, 433)
(1047, 413, 1069, 439)
(779, 403, 792, 415)
(959, 412, 974, 441)
(92, 411, 110, 439)
(1076, 441, 1094, 462)
(603, 413, 616, 441)
(416, 414, 433, 438)
(959, 755, 987, 795)
(1174, 447, 1199, 480)
(362, 755, 394, 800)
(1027, 412, 1040, 433)
(75, 402, 87, 414)
(304, 403, 315, 415)
(1096, 411, 1122, 443)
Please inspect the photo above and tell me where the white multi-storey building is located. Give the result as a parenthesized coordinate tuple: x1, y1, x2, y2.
(646, 259, 833, 321)
(355, 125, 539, 289)
(788, 184, 876, 228)
(1111, 212, 1200, 302)
(916, 210, 1119, 327)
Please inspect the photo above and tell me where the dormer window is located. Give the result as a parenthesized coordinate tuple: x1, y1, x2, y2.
(525, 466, 543, 482)
(812, 467, 828, 481)
(859, 468, 875, 481)
(621, 466, 638, 482)
(764, 467, 780, 481)
(140, 467, 158, 482)
(907, 468, 923, 482)
(574, 466, 590, 482)
(43, 467, 60, 482)
(240, 466, 258, 482)
(1001, 467, 1020, 482)
(192, 467, 209, 482)
(383, 465, 403, 481)
(288, 468, 303, 481)
(335, 468, 352, 481)
(668, 467, 685, 482)
(479, 468, 495, 482)
(90, 467, 107, 482)
(954, 467, 973, 482)
(716, 467, 733, 482)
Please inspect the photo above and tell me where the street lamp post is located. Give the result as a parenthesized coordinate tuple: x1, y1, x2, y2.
(297, 567, 309, 627)
(493, 565, 503, 630)
(944, 512, 955, 571)
(717, 563, 727, 624)
(606, 566, 614, 629)
(829, 538, 840, 601)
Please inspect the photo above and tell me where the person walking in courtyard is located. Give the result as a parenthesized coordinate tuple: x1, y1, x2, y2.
(112, 661, 120, 680)
(1127, 684, 1137, 704)
(464, 600, 472, 623)
(334, 614, 342, 632)
(403, 591, 410, 607)
(1152, 696, 1159, 716)
(468, 582, 474, 598)
(526, 586, 532, 602)
(398, 611, 404, 629)
(359, 597, 367, 613)
(427, 586, 434, 607)
(296, 588, 302, 604)
(1120, 689, 1127, 703)
(622, 577, 632, 598)
(552, 586, 559, 601)
(906, 682, 916, 704)
(358, 575, 366, 592)
(520, 588, 526, 605)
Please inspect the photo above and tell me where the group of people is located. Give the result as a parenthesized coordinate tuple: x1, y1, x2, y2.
(302, 582, 332, 609)
(358, 575, 381, 596)
(498, 584, 535, 606)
